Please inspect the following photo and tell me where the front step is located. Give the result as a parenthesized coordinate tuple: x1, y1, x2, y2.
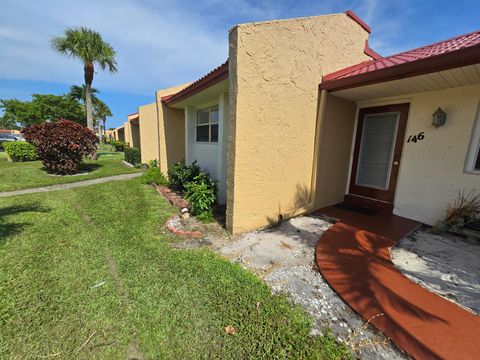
(344, 193, 393, 213)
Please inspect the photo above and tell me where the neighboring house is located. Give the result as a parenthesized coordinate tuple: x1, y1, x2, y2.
(105, 129, 115, 140)
(125, 113, 141, 149)
(137, 83, 190, 166)
(112, 125, 126, 142)
(135, 10, 480, 234)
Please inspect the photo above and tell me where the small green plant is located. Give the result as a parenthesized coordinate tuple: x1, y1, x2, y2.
(168, 161, 201, 192)
(148, 159, 158, 168)
(143, 167, 168, 186)
(124, 147, 141, 166)
(3, 142, 38, 162)
(112, 140, 127, 152)
(184, 172, 217, 216)
(196, 209, 215, 223)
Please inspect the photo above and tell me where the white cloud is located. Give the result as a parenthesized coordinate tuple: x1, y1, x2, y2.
(0, 0, 439, 97)
(0, 0, 243, 95)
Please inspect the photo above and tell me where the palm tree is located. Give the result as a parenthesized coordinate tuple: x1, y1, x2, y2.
(51, 27, 117, 130)
(68, 84, 100, 104)
(94, 101, 112, 140)
(69, 85, 112, 139)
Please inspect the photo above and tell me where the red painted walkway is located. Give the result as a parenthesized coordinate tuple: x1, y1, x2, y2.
(316, 206, 480, 360)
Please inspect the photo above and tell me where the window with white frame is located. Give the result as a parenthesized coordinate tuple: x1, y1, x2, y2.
(196, 105, 219, 143)
(465, 105, 480, 173)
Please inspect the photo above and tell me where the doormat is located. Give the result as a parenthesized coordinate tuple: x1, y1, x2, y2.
(334, 202, 378, 216)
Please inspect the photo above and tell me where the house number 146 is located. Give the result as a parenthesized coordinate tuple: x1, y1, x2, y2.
(407, 132, 425, 143)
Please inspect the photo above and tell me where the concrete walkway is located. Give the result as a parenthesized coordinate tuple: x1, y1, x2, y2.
(316, 206, 480, 360)
(0, 172, 142, 198)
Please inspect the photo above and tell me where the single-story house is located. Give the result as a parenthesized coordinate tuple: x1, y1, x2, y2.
(136, 10, 480, 234)
(137, 83, 190, 166)
(162, 10, 378, 232)
(112, 125, 126, 142)
(124, 113, 141, 149)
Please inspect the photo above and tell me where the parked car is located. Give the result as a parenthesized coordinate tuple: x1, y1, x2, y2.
(0, 133, 25, 149)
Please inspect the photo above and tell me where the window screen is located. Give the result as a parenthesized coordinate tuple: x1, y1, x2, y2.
(356, 113, 399, 189)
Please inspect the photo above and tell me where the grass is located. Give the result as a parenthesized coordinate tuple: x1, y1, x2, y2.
(0, 147, 141, 192)
(0, 178, 351, 359)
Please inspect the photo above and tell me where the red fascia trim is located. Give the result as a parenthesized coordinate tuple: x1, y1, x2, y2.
(165, 61, 229, 105)
(320, 44, 480, 91)
(345, 10, 371, 33)
(161, 94, 174, 101)
(364, 40, 381, 60)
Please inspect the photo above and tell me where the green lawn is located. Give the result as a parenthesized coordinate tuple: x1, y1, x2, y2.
(0, 178, 350, 359)
(0, 149, 141, 192)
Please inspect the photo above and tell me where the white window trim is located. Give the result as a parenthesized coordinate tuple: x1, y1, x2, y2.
(464, 100, 480, 175)
(195, 104, 219, 144)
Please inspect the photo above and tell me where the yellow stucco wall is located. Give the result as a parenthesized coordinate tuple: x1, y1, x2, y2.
(138, 102, 158, 163)
(155, 84, 190, 174)
(227, 13, 371, 233)
(125, 121, 133, 146)
(127, 114, 141, 149)
(313, 93, 357, 208)
(385, 84, 480, 225)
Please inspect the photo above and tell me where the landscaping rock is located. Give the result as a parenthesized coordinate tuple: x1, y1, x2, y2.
(155, 185, 190, 210)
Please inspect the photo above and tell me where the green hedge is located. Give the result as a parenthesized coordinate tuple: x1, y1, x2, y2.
(124, 147, 141, 165)
(3, 141, 38, 162)
(111, 140, 127, 152)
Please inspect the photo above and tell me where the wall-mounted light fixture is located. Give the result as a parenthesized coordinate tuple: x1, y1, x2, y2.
(432, 107, 447, 128)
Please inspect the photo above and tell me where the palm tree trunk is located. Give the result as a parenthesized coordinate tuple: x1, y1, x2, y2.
(84, 62, 94, 130)
(102, 117, 107, 142)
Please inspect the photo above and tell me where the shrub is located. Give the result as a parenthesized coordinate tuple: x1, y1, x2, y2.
(124, 147, 141, 165)
(184, 172, 217, 216)
(143, 166, 169, 186)
(22, 119, 98, 174)
(196, 209, 215, 223)
(111, 140, 127, 152)
(168, 161, 201, 192)
(3, 141, 37, 162)
(148, 159, 158, 168)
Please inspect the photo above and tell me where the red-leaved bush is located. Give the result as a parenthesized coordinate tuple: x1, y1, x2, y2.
(22, 119, 98, 174)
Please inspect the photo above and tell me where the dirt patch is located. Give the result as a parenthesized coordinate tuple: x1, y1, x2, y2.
(215, 216, 408, 360)
(169, 215, 230, 249)
(126, 339, 144, 360)
(391, 227, 480, 315)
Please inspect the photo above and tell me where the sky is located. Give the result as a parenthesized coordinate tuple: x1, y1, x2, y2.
(1, 0, 479, 128)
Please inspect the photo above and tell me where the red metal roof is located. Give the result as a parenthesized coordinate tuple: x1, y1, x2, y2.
(321, 29, 480, 90)
(163, 61, 229, 105)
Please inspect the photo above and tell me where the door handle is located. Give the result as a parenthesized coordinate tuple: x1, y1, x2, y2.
(393, 161, 399, 166)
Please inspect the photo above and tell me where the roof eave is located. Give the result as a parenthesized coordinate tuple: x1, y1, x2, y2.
(165, 62, 229, 106)
(320, 44, 480, 91)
